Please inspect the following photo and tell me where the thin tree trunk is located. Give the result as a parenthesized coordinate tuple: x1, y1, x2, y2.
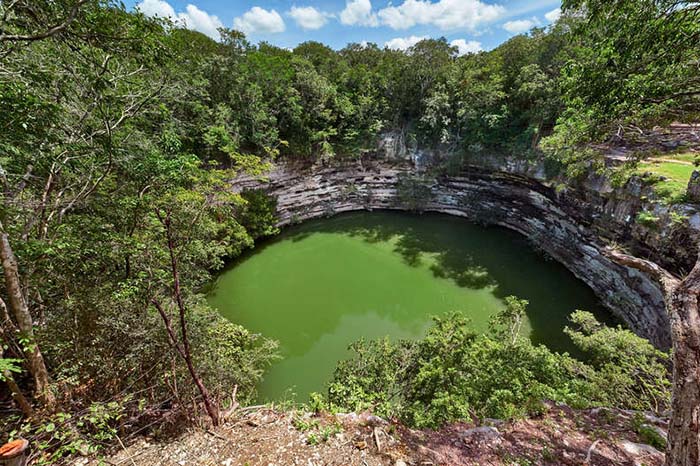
(152, 299, 219, 426)
(151, 210, 219, 426)
(0, 233, 54, 408)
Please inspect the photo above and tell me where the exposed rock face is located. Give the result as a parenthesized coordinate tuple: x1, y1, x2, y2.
(687, 170, 700, 203)
(234, 159, 679, 349)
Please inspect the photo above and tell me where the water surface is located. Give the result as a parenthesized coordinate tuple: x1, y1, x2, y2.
(208, 211, 611, 401)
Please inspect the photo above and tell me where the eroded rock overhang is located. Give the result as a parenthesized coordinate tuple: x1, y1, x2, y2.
(234, 160, 684, 349)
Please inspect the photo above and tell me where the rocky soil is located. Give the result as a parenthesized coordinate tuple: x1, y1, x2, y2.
(91, 403, 667, 466)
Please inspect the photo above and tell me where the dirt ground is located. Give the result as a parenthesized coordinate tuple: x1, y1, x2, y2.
(88, 403, 666, 466)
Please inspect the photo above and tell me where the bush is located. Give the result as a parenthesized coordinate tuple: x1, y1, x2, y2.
(6, 400, 127, 465)
(636, 210, 660, 227)
(327, 301, 670, 429)
(565, 311, 670, 411)
(395, 173, 434, 212)
(237, 189, 280, 240)
(193, 305, 280, 406)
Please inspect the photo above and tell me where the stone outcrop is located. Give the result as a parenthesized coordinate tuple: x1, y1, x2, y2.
(232, 158, 697, 349)
(687, 170, 700, 203)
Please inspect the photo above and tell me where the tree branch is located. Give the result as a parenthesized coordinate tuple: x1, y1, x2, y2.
(151, 297, 187, 362)
(602, 246, 681, 296)
(0, 0, 89, 42)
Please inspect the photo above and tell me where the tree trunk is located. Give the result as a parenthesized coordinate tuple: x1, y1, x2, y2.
(0, 233, 54, 408)
(152, 210, 219, 426)
(666, 272, 700, 466)
(602, 247, 700, 466)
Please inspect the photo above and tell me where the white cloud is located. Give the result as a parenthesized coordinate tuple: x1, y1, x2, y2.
(289, 6, 331, 30)
(340, 0, 379, 27)
(377, 0, 505, 31)
(138, 0, 176, 18)
(385, 35, 427, 51)
(179, 5, 224, 38)
(503, 18, 539, 34)
(136, 0, 223, 39)
(545, 7, 561, 22)
(234, 7, 286, 34)
(451, 39, 482, 55)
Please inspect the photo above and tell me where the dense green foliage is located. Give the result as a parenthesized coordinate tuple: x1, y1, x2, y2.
(0, 0, 695, 460)
(0, 2, 281, 458)
(327, 304, 670, 429)
(543, 0, 700, 175)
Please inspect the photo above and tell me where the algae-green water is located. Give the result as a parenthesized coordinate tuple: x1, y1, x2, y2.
(208, 211, 611, 401)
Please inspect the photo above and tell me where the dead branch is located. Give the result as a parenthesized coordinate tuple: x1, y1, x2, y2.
(602, 246, 681, 296)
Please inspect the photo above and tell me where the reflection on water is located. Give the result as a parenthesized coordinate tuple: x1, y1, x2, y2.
(208, 211, 612, 401)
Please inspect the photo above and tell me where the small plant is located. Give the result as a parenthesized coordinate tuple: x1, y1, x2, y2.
(307, 392, 326, 414)
(297, 419, 341, 445)
(0, 358, 22, 380)
(501, 453, 535, 466)
(630, 413, 667, 450)
(320, 423, 342, 442)
(9, 400, 128, 465)
(306, 433, 320, 445)
(541, 445, 556, 462)
(669, 211, 688, 226)
(293, 416, 319, 433)
(636, 210, 660, 227)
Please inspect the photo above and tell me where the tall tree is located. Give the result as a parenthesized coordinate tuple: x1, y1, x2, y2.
(0, 1, 170, 407)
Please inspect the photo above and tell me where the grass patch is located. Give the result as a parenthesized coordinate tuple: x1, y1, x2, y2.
(660, 151, 698, 164)
(636, 153, 697, 203)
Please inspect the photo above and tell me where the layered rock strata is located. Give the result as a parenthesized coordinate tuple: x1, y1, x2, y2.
(234, 160, 687, 349)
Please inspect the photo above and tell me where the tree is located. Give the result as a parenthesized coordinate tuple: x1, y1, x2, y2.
(551, 0, 700, 145)
(604, 248, 699, 466)
(0, 232, 53, 406)
(0, 0, 90, 42)
(151, 208, 220, 425)
(0, 298, 33, 417)
(0, 1, 171, 408)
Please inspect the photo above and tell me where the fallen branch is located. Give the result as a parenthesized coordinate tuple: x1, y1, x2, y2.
(373, 427, 382, 452)
(585, 439, 601, 464)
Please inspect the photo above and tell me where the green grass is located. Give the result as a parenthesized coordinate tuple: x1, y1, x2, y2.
(636, 153, 697, 203)
(660, 151, 698, 164)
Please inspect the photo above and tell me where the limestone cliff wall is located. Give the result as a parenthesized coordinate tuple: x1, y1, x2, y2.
(233, 160, 673, 349)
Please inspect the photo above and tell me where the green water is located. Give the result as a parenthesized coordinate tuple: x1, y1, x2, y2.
(208, 211, 611, 401)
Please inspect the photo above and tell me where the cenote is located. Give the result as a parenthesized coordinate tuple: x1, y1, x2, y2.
(208, 211, 613, 402)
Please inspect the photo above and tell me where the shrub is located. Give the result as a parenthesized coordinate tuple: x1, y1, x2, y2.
(565, 311, 670, 412)
(237, 189, 280, 240)
(636, 210, 660, 227)
(327, 301, 671, 429)
(6, 400, 127, 465)
(395, 173, 434, 212)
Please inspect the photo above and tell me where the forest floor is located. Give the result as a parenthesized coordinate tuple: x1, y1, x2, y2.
(89, 402, 667, 466)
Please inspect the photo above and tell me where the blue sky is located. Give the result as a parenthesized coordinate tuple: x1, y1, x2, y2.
(126, 0, 562, 53)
